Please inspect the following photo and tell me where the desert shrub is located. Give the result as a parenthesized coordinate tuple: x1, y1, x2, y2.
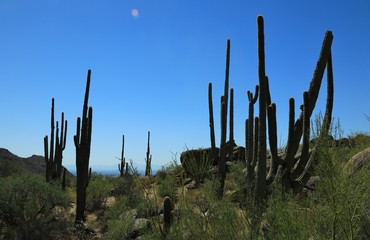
(86, 173, 115, 211)
(112, 175, 135, 196)
(0, 173, 70, 239)
(182, 149, 213, 185)
(156, 174, 177, 200)
(155, 169, 167, 183)
(105, 194, 153, 239)
(263, 116, 370, 239)
(105, 218, 135, 240)
(225, 161, 247, 205)
(312, 145, 370, 239)
(264, 194, 316, 240)
(167, 194, 248, 239)
(0, 160, 25, 177)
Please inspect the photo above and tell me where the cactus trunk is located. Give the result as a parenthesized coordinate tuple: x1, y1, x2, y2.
(74, 69, 93, 224)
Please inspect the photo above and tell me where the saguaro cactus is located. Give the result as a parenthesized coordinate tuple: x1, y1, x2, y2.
(163, 196, 172, 237)
(245, 85, 259, 194)
(74, 69, 93, 224)
(118, 134, 126, 177)
(208, 40, 237, 199)
(246, 15, 334, 198)
(44, 98, 67, 182)
(145, 131, 152, 176)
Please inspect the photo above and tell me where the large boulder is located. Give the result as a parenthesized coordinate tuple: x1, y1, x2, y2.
(180, 143, 245, 167)
(180, 147, 216, 167)
(345, 147, 370, 172)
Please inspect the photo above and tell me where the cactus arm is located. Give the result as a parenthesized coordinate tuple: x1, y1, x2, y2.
(266, 103, 279, 185)
(290, 91, 311, 182)
(228, 88, 234, 159)
(208, 82, 218, 165)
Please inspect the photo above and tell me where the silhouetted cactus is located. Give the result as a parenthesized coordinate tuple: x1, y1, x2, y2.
(239, 15, 335, 236)
(145, 131, 152, 176)
(245, 15, 334, 199)
(207, 40, 241, 198)
(245, 85, 259, 197)
(74, 69, 93, 224)
(163, 196, 172, 237)
(62, 167, 66, 191)
(44, 98, 67, 182)
(228, 88, 235, 160)
(118, 134, 126, 177)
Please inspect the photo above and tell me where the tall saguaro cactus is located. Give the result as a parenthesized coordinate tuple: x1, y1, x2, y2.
(145, 131, 152, 176)
(44, 98, 67, 182)
(208, 39, 233, 199)
(118, 133, 126, 177)
(246, 15, 334, 198)
(74, 69, 93, 224)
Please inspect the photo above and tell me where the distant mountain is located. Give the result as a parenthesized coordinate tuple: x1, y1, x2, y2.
(0, 148, 73, 178)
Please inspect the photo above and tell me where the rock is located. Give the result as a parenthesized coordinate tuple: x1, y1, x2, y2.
(118, 209, 151, 238)
(183, 177, 193, 185)
(119, 209, 138, 221)
(180, 147, 216, 165)
(305, 176, 320, 190)
(345, 147, 370, 172)
(132, 218, 151, 236)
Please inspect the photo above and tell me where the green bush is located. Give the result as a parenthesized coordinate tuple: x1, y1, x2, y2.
(105, 218, 135, 240)
(0, 173, 70, 239)
(313, 145, 370, 239)
(167, 196, 248, 239)
(182, 149, 213, 185)
(157, 174, 177, 200)
(86, 174, 115, 211)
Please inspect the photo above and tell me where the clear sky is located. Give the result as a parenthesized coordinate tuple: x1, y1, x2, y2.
(1, 1, 369, 172)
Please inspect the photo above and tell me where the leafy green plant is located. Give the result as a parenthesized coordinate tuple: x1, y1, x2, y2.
(86, 173, 115, 211)
(157, 174, 177, 200)
(182, 149, 213, 185)
(105, 217, 135, 240)
(0, 173, 70, 239)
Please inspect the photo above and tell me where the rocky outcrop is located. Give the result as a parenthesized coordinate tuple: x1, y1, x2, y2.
(180, 144, 245, 165)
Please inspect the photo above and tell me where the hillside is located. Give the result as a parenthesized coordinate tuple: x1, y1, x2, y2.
(0, 148, 73, 178)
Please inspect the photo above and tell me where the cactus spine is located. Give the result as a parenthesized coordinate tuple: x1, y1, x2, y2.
(74, 69, 93, 224)
(44, 98, 67, 182)
(145, 131, 152, 176)
(118, 134, 126, 177)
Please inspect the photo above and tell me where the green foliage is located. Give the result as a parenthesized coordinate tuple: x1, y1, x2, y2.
(86, 173, 115, 211)
(0, 160, 25, 177)
(105, 190, 153, 239)
(157, 174, 178, 200)
(263, 117, 370, 239)
(166, 190, 249, 239)
(182, 149, 213, 185)
(105, 217, 135, 240)
(314, 145, 370, 238)
(264, 195, 317, 239)
(0, 173, 70, 239)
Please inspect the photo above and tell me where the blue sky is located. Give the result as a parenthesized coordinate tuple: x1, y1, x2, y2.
(1, 1, 369, 172)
